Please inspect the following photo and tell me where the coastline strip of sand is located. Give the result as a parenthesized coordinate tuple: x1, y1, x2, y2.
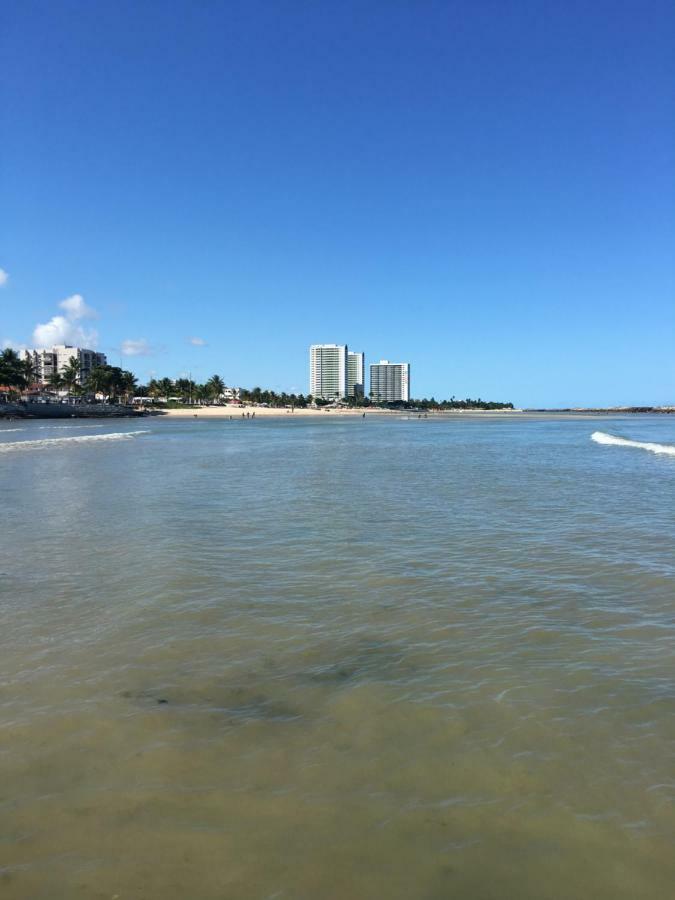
(156, 406, 524, 418)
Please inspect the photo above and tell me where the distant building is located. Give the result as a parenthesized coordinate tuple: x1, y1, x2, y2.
(347, 351, 365, 398)
(24, 345, 107, 385)
(369, 360, 410, 403)
(309, 344, 348, 400)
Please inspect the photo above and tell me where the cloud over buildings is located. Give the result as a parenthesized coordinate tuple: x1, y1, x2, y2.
(0, 268, 9, 286)
(32, 294, 99, 348)
(188, 336, 207, 346)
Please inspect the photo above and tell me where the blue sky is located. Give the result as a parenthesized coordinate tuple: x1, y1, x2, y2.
(2, 0, 674, 406)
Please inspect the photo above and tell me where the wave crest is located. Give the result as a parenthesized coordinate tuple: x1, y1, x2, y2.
(591, 431, 675, 457)
(0, 430, 150, 453)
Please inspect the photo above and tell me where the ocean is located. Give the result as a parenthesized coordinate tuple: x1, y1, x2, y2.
(1, 414, 674, 899)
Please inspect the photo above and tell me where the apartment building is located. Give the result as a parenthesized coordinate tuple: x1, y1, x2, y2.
(369, 360, 410, 403)
(309, 344, 348, 400)
(347, 351, 365, 398)
(24, 345, 107, 385)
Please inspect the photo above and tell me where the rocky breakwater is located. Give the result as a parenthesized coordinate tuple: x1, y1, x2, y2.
(0, 401, 145, 419)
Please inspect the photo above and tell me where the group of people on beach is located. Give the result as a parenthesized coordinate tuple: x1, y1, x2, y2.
(193, 411, 256, 420)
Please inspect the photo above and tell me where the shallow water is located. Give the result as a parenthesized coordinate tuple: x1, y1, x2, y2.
(1, 414, 674, 899)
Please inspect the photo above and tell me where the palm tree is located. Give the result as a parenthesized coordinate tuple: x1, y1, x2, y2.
(157, 377, 173, 401)
(0, 348, 28, 393)
(104, 367, 122, 402)
(206, 374, 225, 404)
(194, 383, 210, 403)
(47, 371, 64, 392)
(119, 370, 137, 404)
(22, 356, 36, 387)
(175, 378, 195, 403)
(60, 356, 82, 397)
(86, 365, 112, 398)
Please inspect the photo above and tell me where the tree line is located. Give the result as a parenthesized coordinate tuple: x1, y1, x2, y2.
(2, 349, 514, 409)
(135, 380, 314, 407)
(0, 349, 138, 402)
(407, 396, 514, 410)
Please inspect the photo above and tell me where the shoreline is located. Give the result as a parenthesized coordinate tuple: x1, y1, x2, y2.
(2, 404, 672, 421)
(154, 406, 673, 420)
(155, 406, 523, 419)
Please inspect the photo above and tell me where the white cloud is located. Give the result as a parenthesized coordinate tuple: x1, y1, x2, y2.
(0, 269, 8, 286)
(121, 338, 152, 356)
(189, 336, 207, 346)
(33, 293, 99, 348)
(58, 293, 96, 320)
(33, 316, 97, 348)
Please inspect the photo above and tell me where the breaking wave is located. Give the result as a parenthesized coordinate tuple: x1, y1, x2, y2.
(0, 428, 25, 433)
(0, 430, 151, 453)
(36, 423, 118, 429)
(591, 431, 675, 457)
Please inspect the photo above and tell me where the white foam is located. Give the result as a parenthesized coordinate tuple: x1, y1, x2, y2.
(36, 423, 116, 429)
(591, 431, 675, 457)
(0, 430, 151, 453)
(0, 428, 25, 432)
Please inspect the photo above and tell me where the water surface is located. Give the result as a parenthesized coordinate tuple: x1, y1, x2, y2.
(1, 414, 674, 898)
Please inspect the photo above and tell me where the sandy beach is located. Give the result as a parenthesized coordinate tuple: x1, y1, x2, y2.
(157, 405, 524, 419)
(159, 405, 389, 418)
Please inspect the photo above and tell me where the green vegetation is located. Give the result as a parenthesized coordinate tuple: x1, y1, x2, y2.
(137, 378, 314, 407)
(0, 348, 33, 393)
(85, 365, 137, 402)
(60, 357, 82, 395)
(132, 375, 512, 410)
(0, 349, 138, 403)
(238, 387, 311, 407)
(316, 392, 514, 410)
(406, 396, 514, 411)
(1, 349, 514, 410)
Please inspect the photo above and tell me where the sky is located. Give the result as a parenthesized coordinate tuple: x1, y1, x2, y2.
(1, 0, 674, 407)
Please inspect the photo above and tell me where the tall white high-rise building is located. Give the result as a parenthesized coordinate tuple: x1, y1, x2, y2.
(369, 360, 410, 403)
(23, 345, 107, 385)
(309, 344, 348, 400)
(347, 351, 365, 398)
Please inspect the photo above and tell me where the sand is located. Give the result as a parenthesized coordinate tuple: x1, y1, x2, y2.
(157, 405, 387, 418)
(154, 405, 523, 418)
